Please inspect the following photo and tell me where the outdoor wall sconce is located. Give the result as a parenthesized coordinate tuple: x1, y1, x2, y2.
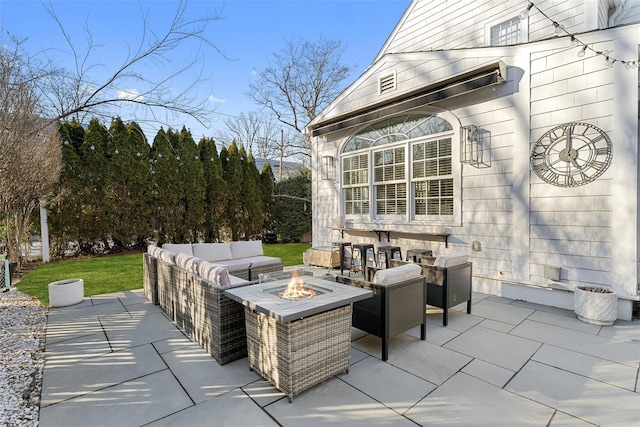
(460, 125, 480, 166)
(322, 155, 336, 181)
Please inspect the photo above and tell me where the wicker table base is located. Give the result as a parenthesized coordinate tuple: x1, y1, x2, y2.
(244, 304, 352, 402)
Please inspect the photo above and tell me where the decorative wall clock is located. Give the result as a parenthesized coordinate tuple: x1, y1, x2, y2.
(530, 122, 613, 187)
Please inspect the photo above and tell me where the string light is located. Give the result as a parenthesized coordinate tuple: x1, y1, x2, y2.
(553, 22, 565, 34)
(577, 45, 587, 57)
(519, 2, 534, 19)
(522, 1, 638, 69)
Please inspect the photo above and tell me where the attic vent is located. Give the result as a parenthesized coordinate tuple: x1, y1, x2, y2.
(379, 72, 396, 94)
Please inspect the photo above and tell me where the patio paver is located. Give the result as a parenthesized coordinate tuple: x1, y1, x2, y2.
(506, 360, 640, 427)
(406, 372, 555, 426)
(511, 320, 640, 366)
(41, 343, 167, 406)
(339, 355, 436, 414)
(444, 325, 542, 371)
(39, 285, 640, 426)
(145, 388, 278, 427)
(40, 369, 193, 427)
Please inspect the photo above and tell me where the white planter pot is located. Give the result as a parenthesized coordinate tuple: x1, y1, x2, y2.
(48, 279, 84, 307)
(574, 286, 617, 326)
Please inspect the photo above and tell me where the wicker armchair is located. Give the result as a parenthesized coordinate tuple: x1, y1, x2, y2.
(335, 264, 426, 361)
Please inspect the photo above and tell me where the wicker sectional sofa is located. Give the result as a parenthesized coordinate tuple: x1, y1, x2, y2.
(143, 242, 283, 365)
(163, 241, 283, 281)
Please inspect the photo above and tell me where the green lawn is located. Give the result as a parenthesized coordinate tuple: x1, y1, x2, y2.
(262, 242, 310, 267)
(17, 243, 311, 306)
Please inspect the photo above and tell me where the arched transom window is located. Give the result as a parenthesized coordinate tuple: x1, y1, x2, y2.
(341, 113, 457, 223)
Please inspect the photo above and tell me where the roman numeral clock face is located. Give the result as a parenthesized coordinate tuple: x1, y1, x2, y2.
(530, 122, 613, 187)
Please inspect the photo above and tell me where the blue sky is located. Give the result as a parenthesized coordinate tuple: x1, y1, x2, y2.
(1, 0, 410, 142)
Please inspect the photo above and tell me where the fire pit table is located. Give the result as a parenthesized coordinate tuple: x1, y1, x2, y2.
(224, 273, 372, 402)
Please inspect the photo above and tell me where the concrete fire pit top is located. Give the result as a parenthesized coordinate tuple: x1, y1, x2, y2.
(224, 277, 372, 323)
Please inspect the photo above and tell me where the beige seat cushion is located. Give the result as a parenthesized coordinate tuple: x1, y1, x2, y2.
(433, 255, 469, 268)
(228, 274, 251, 286)
(245, 256, 281, 268)
(215, 258, 251, 269)
(372, 263, 422, 285)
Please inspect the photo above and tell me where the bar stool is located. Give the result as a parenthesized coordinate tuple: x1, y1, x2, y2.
(376, 245, 402, 269)
(332, 241, 352, 275)
(406, 249, 433, 263)
(351, 243, 376, 278)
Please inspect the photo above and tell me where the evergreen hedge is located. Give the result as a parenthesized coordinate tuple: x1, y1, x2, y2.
(47, 118, 311, 255)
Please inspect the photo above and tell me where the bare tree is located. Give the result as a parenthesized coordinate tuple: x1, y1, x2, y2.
(247, 38, 355, 159)
(215, 111, 279, 159)
(0, 41, 62, 265)
(214, 111, 307, 177)
(31, 0, 224, 133)
(0, 0, 225, 263)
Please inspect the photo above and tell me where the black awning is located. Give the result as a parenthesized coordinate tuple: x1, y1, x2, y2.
(311, 60, 506, 137)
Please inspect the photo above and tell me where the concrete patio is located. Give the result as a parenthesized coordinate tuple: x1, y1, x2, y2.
(41, 273, 640, 426)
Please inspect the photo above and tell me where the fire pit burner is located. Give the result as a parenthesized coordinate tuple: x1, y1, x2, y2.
(264, 283, 331, 301)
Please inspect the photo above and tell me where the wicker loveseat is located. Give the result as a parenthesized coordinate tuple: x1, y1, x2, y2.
(335, 263, 426, 361)
(391, 255, 472, 326)
(143, 244, 281, 364)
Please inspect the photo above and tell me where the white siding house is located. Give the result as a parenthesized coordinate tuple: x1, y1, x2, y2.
(305, 0, 640, 320)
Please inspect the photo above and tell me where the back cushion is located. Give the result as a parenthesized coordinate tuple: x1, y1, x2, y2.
(162, 243, 193, 256)
(156, 248, 176, 264)
(433, 255, 469, 268)
(230, 241, 263, 258)
(197, 261, 231, 287)
(175, 253, 202, 275)
(192, 243, 232, 262)
(373, 263, 422, 285)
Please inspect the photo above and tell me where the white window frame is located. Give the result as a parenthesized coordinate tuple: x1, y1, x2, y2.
(485, 13, 529, 46)
(342, 153, 370, 217)
(339, 112, 461, 227)
(411, 137, 454, 220)
(373, 145, 407, 219)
